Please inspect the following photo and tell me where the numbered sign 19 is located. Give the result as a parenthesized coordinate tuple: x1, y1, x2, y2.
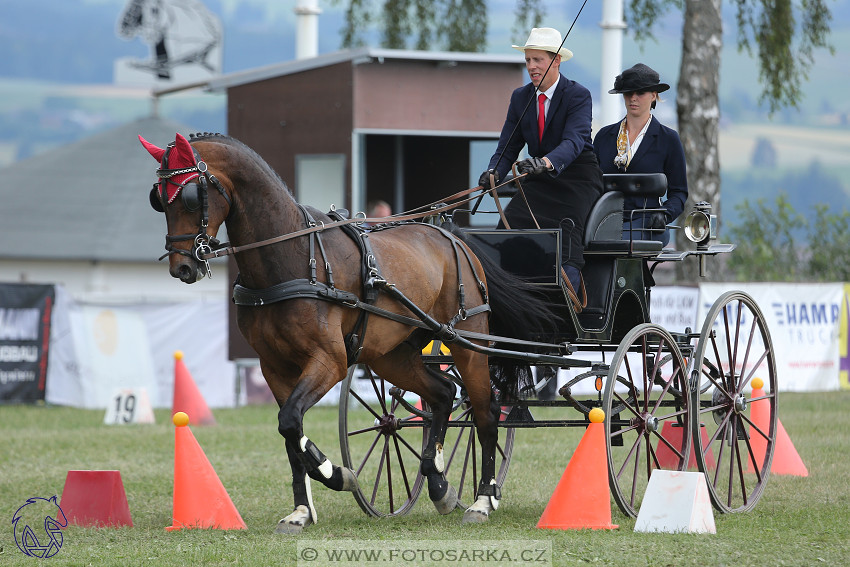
(104, 388, 155, 425)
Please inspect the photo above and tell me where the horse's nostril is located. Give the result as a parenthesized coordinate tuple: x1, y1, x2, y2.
(171, 263, 195, 282)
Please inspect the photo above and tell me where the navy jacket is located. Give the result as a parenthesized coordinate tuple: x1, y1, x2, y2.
(592, 116, 688, 221)
(488, 74, 595, 180)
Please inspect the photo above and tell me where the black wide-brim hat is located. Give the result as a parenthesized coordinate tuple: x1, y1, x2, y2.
(609, 63, 670, 94)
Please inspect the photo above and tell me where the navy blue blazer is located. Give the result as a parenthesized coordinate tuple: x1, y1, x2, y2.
(592, 116, 688, 221)
(488, 74, 595, 180)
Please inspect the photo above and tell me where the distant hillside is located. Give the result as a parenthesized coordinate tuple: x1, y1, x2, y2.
(1, 0, 848, 226)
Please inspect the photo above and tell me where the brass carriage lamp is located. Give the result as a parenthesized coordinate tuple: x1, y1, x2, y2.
(683, 202, 717, 250)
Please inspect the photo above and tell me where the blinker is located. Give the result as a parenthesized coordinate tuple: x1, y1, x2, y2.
(148, 182, 202, 213)
(150, 185, 165, 212)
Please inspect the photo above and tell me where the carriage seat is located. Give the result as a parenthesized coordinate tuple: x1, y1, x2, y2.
(583, 173, 667, 256)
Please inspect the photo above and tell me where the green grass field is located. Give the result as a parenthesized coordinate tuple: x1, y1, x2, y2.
(2, 392, 849, 566)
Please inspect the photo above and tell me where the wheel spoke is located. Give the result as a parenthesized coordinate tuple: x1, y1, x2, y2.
(370, 436, 389, 507)
(367, 371, 389, 416)
(391, 435, 413, 503)
(348, 388, 385, 421)
(457, 430, 474, 502)
(652, 428, 685, 460)
(354, 432, 382, 477)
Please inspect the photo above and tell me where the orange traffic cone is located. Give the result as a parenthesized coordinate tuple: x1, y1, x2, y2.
(655, 422, 715, 471)
(60, 470, 133, 527)
(172, 351, 216, 425)
(537, 408, 618, 530)
(748, 378, 808, 476)
(410, 398, 423, 422)
(166, 412, 247, 531)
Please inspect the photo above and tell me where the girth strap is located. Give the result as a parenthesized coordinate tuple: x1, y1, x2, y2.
(232, 279, 347, 307)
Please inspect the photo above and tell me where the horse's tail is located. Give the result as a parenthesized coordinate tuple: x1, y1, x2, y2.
(446, 223, 561, 399)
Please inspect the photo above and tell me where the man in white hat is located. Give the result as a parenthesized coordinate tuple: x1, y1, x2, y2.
(479, 27, 603, 298)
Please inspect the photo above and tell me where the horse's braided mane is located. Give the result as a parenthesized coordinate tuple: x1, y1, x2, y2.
(188, 132, 288, 191)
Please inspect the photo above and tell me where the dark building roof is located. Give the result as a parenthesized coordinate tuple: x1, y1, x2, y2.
(0, 116, 209, 263)
(205, 46, 525, 91)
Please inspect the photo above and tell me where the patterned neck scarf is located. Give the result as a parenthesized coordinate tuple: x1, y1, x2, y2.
(613, 119, 630, 171)
(613, 116, 653, 171)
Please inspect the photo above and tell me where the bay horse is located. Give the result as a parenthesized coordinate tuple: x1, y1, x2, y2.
(140, 132, 554, 533)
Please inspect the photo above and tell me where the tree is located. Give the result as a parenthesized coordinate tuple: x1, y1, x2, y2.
(750, 137, 777, 168)
(726, 194, 850, 282)
(627, 0, 833, 282)
(807, 204, 850, 282)
(336, 0, 490, 51)
(726, 193, 806, 281)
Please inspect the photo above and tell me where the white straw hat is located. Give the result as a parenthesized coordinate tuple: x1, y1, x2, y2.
(512, 27, 573, 61)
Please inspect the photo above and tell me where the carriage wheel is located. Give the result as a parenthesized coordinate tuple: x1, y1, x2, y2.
(339, 364, 426, 517)
(690, 291, 777, 513)
(604, 323, 691, 517)
(424, 360, 515, 509)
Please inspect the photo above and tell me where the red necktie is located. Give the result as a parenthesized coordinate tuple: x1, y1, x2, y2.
(538, 93, 546, 143)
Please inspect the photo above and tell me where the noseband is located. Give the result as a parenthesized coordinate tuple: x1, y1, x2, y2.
(150, 141, 232, 277)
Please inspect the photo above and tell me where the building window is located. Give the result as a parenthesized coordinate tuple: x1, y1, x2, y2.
(295, 154, 346, 211)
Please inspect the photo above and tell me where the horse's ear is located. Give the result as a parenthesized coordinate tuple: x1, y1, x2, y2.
(174, 132, 194, 157)
(139, 135, 165, 161)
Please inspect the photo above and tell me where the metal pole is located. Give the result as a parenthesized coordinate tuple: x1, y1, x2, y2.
(294, 0, 321, 60)
(599, 0, 626, 127)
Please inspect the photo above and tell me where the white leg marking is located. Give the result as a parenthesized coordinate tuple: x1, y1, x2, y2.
(434, 442, 445, 473)
(305, 474, 317, 524)
(489, 479, 500, 510)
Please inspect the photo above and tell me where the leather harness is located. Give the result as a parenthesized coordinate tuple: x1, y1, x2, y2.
(232, 207, 492, 365)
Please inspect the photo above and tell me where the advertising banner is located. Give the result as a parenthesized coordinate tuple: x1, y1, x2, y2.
(0, 283, 55, 403)
(840, 284, 850, 390)
(700, 283, 843, 392)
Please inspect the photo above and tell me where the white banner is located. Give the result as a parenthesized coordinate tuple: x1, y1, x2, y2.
(842, 284, 850, 390)
(45, 291, 236, 409)
(699, 283, 843, 392)
(649, 286, 700, 333)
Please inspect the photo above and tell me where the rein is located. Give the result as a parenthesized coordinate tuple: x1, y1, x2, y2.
(201, 176, 523, 260)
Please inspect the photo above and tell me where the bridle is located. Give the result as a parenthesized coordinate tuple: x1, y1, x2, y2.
(150, 141, 232, 277)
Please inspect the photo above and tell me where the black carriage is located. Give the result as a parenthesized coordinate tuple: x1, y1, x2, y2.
(339, 173, 778, 519)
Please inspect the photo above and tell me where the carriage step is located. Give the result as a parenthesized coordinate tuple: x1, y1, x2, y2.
(504, 406, 534, 423)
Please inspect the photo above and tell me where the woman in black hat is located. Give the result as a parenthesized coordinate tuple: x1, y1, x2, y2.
(592, 63, 688, 246)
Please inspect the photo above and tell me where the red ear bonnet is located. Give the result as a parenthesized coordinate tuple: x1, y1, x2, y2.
(140, 133, 200, 204)
(139, 135, 165, 161)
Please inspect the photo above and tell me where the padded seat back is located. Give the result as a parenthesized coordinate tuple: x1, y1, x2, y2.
(583, 191, 624, 245)
(602, 173, 667, 198)
(582, 173, 668, 256)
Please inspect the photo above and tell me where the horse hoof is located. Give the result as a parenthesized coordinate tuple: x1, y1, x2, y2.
(341, 467, 360, 492)
(461, 508, 489, 524)
(275, 505, 313, 534)
(461, 494, 494, 524)
(433, 484, 458, 515)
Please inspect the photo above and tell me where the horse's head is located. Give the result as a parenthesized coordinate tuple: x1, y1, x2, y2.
(140, 132, 233, 283)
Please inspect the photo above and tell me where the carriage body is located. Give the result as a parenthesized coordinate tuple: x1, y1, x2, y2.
(465, 173, 672, 344)
(343, 173, 778, 519)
